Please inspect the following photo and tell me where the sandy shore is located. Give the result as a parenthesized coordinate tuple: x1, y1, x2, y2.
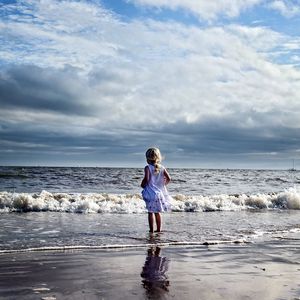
(1, 239, 300, 300)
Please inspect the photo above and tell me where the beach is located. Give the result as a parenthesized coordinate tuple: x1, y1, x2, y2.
(1, 237, 300, 300)
(1, 167, 300, 299)
(2, 0, 300, 297)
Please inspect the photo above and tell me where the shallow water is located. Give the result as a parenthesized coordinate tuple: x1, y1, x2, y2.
(1, 211, 300, 252)
(1, 167, 300, 252)
(1, 167, 300, 299)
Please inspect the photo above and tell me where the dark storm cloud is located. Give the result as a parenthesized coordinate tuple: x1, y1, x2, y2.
(0, 65, 93, 116)
(0, 61, 299, 167)
(0, 62, 298, 164)
(146, 117, 300, 155)
(1, 113, 299, 157)
(1, 110, 300, 168)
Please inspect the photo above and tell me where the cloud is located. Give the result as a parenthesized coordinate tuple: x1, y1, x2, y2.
(0, 65, 94, 115)
(0, 0, 121, 69)
(127, 0, 263, 21)
(268, 0, 300, 17)
(1, 0, 300, 166)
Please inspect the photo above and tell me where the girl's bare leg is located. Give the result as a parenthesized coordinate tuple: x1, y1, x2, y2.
(148, 212, 154, 233)
(154, 213, 161, 232)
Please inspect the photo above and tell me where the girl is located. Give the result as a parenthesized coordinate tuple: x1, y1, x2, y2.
(141, 147, 172, 233)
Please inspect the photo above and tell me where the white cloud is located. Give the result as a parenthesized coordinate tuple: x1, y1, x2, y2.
(1, 0, 300, 162)
(291, 55, 300, 62)
(268, 0, 300, 17)
(128, 0, 262, 21)
(1, 1, 300, 122)
(227, 25, 284, 51)
(0, 0, 122, 70)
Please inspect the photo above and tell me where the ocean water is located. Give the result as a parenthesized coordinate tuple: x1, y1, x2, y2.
(1, 166, 300, 252)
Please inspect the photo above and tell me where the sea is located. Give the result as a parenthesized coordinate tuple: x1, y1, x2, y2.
(1, 166, 300, 253)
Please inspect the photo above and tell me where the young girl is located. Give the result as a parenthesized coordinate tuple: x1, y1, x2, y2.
(141, 147, 172, 233)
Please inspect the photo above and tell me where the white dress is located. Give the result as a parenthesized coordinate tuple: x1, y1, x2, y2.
(142, 164, 171, 213)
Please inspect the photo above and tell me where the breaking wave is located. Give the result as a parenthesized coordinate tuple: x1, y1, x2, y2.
(1, 188, 300, 213)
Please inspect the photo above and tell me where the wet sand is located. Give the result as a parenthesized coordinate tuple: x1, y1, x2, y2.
(1, 239, 300, 300)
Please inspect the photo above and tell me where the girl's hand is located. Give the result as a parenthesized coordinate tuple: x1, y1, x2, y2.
(141, 166, 150, 188)
(164, 169, 171, 185)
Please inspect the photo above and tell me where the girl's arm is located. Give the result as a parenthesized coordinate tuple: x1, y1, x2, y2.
(164, 168, 171, 185)
(141, 166, 150, 188)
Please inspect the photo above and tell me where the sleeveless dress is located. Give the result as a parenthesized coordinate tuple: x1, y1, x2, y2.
(142, 164, 171, 213)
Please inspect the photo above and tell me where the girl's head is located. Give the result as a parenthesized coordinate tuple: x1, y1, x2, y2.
(146, 147, 162, 173)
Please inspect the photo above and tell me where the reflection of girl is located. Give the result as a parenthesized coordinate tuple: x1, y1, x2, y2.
(141, 246, 170, 296)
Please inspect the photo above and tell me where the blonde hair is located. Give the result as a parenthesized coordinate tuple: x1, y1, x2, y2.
(146, 147, 162, 174)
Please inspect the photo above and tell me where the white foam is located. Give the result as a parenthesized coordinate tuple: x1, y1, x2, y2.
(1, 188, 300, 213)
(0, 239, 249, 254)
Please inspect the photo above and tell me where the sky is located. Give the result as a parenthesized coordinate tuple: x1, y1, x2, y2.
(0, 0, 300, 169)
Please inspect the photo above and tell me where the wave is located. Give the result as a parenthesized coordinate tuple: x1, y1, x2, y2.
(0, 173, 29, 179)
(0, 239, 248, 254)
(1, 188, 300, 213)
